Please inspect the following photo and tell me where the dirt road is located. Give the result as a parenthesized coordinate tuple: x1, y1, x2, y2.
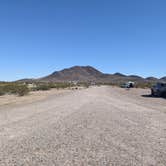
(0, 86, 166, 166)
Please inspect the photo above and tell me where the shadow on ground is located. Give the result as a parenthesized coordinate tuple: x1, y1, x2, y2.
(142, 94, 166, 99)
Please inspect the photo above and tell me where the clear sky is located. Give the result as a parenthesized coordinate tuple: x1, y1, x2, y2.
(0, 0, 166, 81)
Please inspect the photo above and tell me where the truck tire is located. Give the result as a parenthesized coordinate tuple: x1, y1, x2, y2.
(162, 92, 166, 98)
(151, 89, 155, 96)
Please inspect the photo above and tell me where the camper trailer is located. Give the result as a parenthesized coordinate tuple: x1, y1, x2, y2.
(121, 81, 135, 88)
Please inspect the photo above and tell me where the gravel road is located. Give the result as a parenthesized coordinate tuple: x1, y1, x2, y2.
(0, 86, 166, 166)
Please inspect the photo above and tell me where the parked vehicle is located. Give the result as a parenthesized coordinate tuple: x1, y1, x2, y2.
(151, 82, 166, 97)
(121, 81, 135, 88)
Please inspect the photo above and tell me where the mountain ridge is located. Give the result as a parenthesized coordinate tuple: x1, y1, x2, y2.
(16, 66, 165, 83)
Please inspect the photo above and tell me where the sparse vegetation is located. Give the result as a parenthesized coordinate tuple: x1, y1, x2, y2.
(0, 83, 29, 96)
(97, 81, 155, 89)
(0, 87, 5, 96)
(77, 82, 90, 88)
(53, 83, 73, 89)
(0, 80, 155, 98)
(15, 85, 29, 96)
(32, 82, 73, 91)
(34, 84, 52, 91)
(0, 82, 86, 97)
(134, 82, 154, 89)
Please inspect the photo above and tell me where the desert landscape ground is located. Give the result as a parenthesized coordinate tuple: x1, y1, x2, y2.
(0, 86, 166, 166)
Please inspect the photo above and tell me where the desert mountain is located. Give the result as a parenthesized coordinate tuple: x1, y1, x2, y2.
(17, 66, 165, 83)
(38, 66, 159, 83)
(39, 66, 103, 82)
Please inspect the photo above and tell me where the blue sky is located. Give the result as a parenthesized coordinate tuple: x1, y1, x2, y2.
(0, 0, 166, 81)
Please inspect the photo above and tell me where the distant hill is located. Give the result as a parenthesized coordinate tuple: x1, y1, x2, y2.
(146, 77, 158, 81)
(113, 73, 126, 77)
(17, 78, 35, 83)
(39, 66, 103, 82)
(160, 77, 166, 82)
(16, 66, 166, 83)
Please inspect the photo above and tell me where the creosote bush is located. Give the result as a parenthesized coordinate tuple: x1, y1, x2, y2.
(134, 82, 154, 89)
(15, 85, 29, 96)
(32, 82, 73, 91)
(35, 84, 51, 91)
(0, 87, 5, 96)
(0, 83, 29, 96)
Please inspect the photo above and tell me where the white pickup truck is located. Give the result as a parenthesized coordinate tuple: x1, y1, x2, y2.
(151, 82, 166, 97)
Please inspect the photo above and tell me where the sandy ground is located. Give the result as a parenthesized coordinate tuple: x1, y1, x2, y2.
(0, 86, 166, 166)
(0, 89, 71, 107)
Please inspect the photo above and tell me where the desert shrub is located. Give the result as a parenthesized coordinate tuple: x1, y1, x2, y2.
(32, 82, 72, 91)
(54, 83, 72, 89)
(77, 82, 90, 88)
(15, 85, 29, 96)
(0, 87, 5, 96)
(2, 84, 19, 94)
(83, 83, 90, 88)
(0, 83, 29, 96)
(135, 82, 153, 89)
(35, 84, 51, 91)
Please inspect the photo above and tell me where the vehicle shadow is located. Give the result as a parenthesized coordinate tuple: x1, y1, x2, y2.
(141, 94, 166, 99)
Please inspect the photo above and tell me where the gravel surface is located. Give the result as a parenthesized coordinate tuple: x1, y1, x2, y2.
(0, 86, 166, 166)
